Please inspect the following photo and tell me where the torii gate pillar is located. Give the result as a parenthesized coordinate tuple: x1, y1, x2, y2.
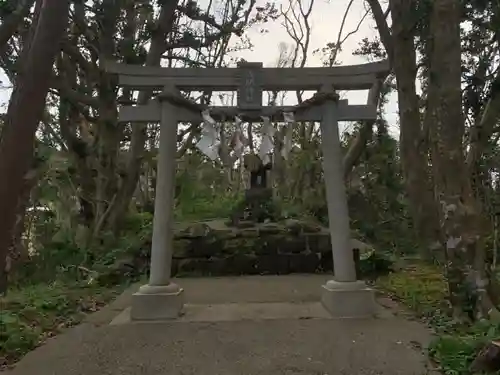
(130, 88, 185, 321)
(318, 88, 376, 318)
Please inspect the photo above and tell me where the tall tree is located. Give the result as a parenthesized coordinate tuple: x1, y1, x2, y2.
(366, 0, 440, 259)
(0, 0, 36, 53)
(0, 0, 69, 294)
(425, 0, 498, 320)
(366, 0, 500, 319)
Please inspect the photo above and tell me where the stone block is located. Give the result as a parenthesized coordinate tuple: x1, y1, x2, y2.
(305, 233, 330, 253)
(225, 254, 258, 275)
(255, 236, 280, 255)
(256, 254, 290, 275)
(176, 258, 198, 274)
(171, 259, 179, 276)
(131, 284, 184, 321)
(205, 258, 227, 275)
(278, 236, 306, 254)
(173, 239, 191, 258)
(258, 222, 283, 234)
(320, 251, 333, 272)
(289, 253, 320, 273)
(189, 238, 219, 257)
(321, 280, 376, 318)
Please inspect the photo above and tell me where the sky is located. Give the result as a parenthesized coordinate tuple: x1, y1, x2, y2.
(0, 0, 399, 135)
(231, 0, 398, 134)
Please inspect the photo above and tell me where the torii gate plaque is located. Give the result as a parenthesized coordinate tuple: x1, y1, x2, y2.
(237, 61, 263, 110)
(105, 59, 389, 321)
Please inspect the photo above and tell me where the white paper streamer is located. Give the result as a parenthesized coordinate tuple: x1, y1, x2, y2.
(196, 110, 220, 160)
(281, 112, 295, 160)
(283, 112, 295, 123)
(231, 116, 246, 158)
(259, 116, 276, 165)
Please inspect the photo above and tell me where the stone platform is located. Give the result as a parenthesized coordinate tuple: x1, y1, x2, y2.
(170, 219, 378, 277)
(98, 219, 389, 286)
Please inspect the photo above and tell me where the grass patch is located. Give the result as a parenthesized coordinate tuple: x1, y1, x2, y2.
(376, 262, 448, 317)
(0, 281, 128, 369)
(0, 213, 152, 369)
(377, 262, 500, 375)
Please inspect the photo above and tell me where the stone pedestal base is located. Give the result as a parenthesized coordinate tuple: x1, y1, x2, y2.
(321, 280, 376, 318)
(131, 283, 184, 321)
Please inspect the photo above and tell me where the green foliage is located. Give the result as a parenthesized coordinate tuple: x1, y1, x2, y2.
(3, 181, 244, 367)
(175, 191, 241, 221)
(3, 213, 152, 367)
(0, 282, 127, 366)
(10, 213, 153, 288)
(346, 127, 417, 256)
(377, 263, 448, 316)
(428, 322, 500, 375)
(377, 262, 500, 375)
(430, 335, 480, 375)
(0, 0, 16, 16)
(357, 250, 393, 278)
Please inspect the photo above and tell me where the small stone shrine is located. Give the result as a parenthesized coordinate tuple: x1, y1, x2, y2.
(229, 153, 275, 225)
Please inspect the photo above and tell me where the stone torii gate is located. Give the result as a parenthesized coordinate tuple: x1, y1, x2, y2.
(105, 60, 389, 320)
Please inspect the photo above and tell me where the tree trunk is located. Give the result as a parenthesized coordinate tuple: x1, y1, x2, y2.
(389, 0, 441, 260)
(426, 0, 497, 320)
(0, 0, 37, 52)
(342, 77, 384, 180)
(367, 0, 441, 259)
(0, 0, 69, 295)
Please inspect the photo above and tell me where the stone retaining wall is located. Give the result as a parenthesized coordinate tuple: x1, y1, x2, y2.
(171, 220, 365, 277)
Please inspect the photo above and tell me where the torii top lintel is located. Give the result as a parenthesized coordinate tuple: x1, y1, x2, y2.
(103, 60, 390, 94)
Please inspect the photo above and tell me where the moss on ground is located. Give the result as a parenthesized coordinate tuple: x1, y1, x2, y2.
(377, 262, 500, 375)
(0, 281, 128, 369)
(377, 262, 448, 316)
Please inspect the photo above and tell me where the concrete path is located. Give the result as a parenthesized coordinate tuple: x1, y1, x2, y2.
(6, 275, 436, 375)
